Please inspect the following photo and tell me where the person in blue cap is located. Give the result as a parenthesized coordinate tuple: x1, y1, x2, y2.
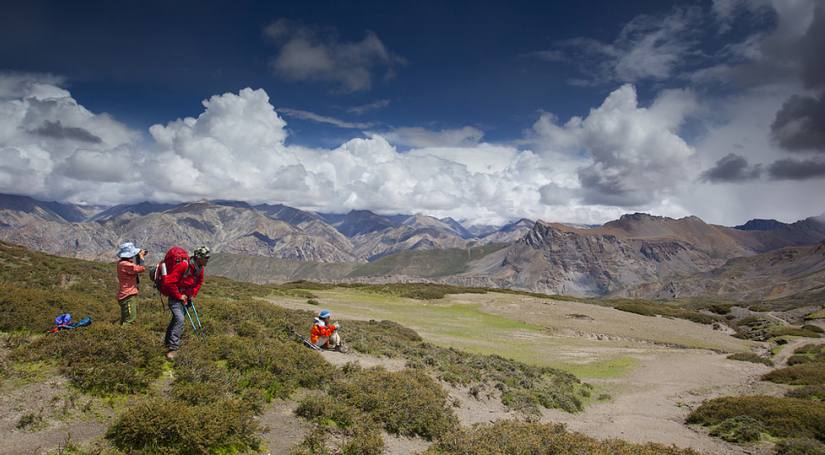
(310, 309, 343, 350)
(116, 242, 146, 325)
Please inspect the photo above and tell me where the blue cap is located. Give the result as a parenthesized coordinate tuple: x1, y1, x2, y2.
(319, 310, 331, 318)
(117, 242, 141, 258)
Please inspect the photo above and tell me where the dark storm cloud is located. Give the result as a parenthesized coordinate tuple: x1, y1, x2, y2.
(800, 3, 825, 90)
(30, 120, 102, 144)
(770, 4, 825, 153)
(700, 153, 762, 183)
(771, 94, 825, 153)
(578, 168, 649, 207)
(768, 158, 825, 180)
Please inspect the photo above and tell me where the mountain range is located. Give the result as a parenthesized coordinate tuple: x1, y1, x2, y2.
(2, 193, 824, 301)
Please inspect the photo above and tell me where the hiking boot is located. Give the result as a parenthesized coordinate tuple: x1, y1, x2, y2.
(165, 350, 177, 361)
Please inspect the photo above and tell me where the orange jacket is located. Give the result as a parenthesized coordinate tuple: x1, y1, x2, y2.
(117, 260, 145, 301)
(310, 321, 336, 344)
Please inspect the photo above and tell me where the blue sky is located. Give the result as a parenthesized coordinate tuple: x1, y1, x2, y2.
(0, 0, 823, 225)
(1, 0, 700, 145)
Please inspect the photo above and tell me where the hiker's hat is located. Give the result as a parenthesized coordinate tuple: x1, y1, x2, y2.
(193, 245, 211, 259)
(319, 309, 331, 319)
(117, 242, 141, 259)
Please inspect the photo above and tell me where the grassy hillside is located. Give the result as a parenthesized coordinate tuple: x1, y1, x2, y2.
(0, 241, 702, 454)
(208, 252, 358, 283)
(208, 243, 509, 283)
(346, 243, 509, 278)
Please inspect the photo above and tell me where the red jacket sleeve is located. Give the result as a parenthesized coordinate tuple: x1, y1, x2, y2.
(190, 267, 204, 298)
(160, 260, 188, 300)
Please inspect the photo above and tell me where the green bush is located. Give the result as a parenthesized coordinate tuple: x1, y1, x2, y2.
(15, 323, 163, 394)
(776, 438, 825, 455)
(803, 325, 825, 334)
(340, 282, 487, 300)
(341, 427, 384, 455)
(687, 396, 825, 441)
(764, 363, 825, 385)
(787, 344, 825, 366)
(295, 394, 360, 429)
(215, 334, 332, 397)
(706, 304, 732, 315)
(345, 319, 587, 414)
(611, 301, 716, 325)
(290, 425, 329, 455)
(329, 367, 458, 440)
(787, 385, 825, 401)
(16, 411, 44, 431)
(771, 326, 823, 338)
(106, 397, 259, 454)
(708, 415, 764, 442)
(726, 352, 772, 366)
(425, 420, 700, 455)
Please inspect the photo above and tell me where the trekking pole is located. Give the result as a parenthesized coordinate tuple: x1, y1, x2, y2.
(182, 304, 202, 338)
(189, 299, 204, 331)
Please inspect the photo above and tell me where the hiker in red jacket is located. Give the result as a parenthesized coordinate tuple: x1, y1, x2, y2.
(116, 242, 146, 325)
(161, 246, 210, 360)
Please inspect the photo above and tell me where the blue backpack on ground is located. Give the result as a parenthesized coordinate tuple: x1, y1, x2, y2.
(48, 313, 92, 333)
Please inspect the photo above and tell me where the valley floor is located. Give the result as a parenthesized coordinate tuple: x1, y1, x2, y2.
(266, 290, 793, 454)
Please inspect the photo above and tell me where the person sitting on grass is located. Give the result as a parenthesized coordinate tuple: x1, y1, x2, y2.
(116, 242, 146, 325)
(310, 309, 342, 350)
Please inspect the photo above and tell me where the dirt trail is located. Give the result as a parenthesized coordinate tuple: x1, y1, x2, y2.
(319, 350, 407, 371)
(257, 399, 308, 455)
(542, 349, 782, 455)
(0, 379, 108, 455)
(773, 336, 825, 366)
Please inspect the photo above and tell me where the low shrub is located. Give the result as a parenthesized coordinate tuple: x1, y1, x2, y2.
(16, 411, 44, 431)
(106, 397, 259, 454)
(425, 420, 700, 455)
(708, 415, 764, 442)
(733, 316, 776, 341)
(787, 343, 825, 366)
(787, 385, 825, 401)
(748, 304, 771, 312)
(340, 282, 487, 300)
(329, 367, 458, 440)
(687, 395, 825, 441)
(770, 326, 823, 338)
(776, 438, 825, 455)
(290, 425, 329, 455)
(726, 352, 772, 366)
(341, 427, 384, 455)
(803, 325, 825, 334)
(295, 394, 360, 429)
(706, 304, 732, 315)
(611, 301, 716, 325)
(345, 319, 587, 414)
(15, 323, 163, 394)
(215, 334, 332, 397)
(764, 363, 825, 385)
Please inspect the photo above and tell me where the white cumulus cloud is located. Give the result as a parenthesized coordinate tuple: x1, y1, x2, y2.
(0, 73, 711, 225)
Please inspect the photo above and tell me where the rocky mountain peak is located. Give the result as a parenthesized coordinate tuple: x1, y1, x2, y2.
(336, 210, 396, 237)
(734, 218, 788, 231)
